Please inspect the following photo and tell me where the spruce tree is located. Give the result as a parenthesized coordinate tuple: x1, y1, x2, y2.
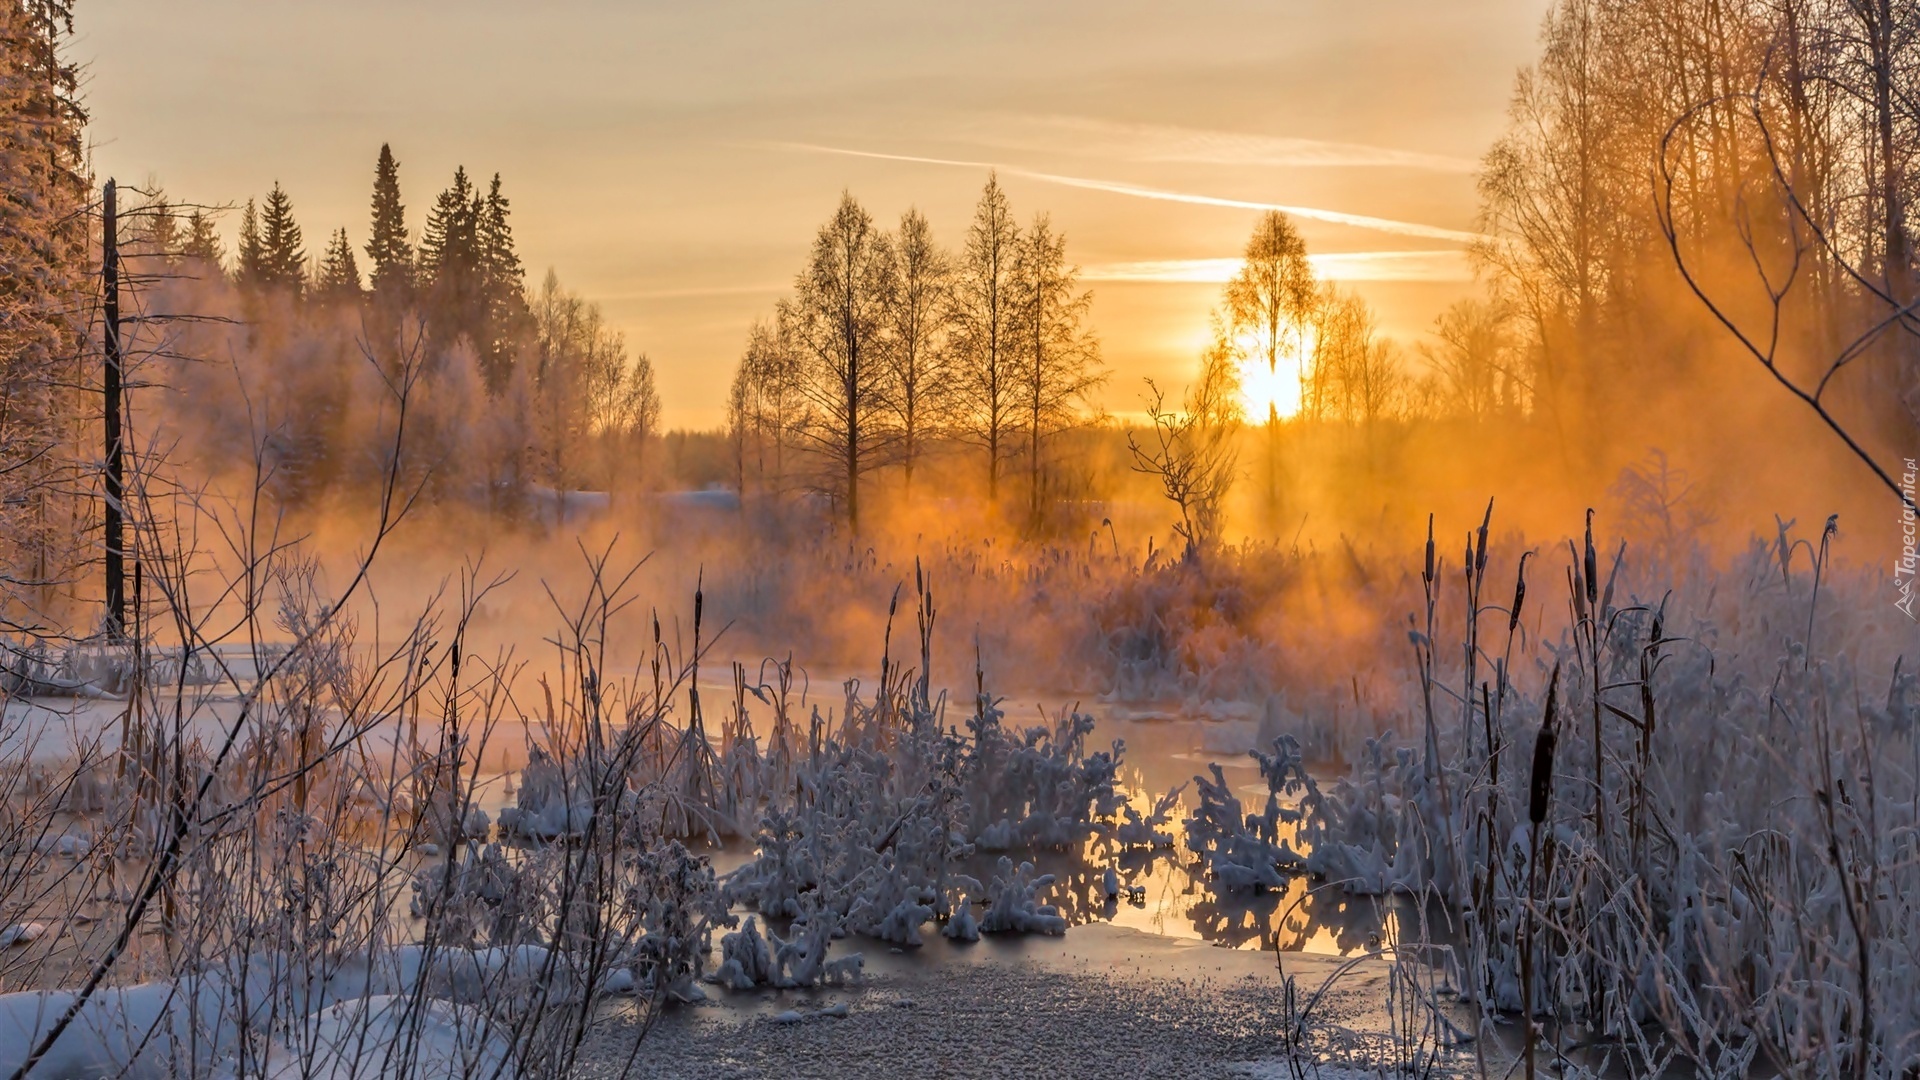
(420, 165, 478, 289)
(0, 0, 89, 593)
(134, 194, 178, 258)
(182, 209, 224, 270)
(365, 143, 413, 299)
(317, 227, 363, 303)
(258, 181, 306, 293)
(420, 166, 482, 351)
(477, 172, 530, 388)
(236, 198, 265, 285)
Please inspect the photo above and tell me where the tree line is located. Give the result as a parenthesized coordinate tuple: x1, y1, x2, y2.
(125, 144, 663, 514)
(727, 176, 1103, 533)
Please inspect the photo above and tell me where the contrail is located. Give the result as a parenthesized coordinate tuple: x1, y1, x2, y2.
(995, 115, 1481, 173)
(764, 142, 1487, 245)
(1085, 250, 1474, 284)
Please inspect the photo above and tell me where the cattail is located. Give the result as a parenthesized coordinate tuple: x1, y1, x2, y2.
(1475, 498, 1493, 579)
(1529, 662, 1560, 826)
(1424, 514, 1436, 587)
(1509, 551, 1531, 633)
(1582, 509, 1597, 609)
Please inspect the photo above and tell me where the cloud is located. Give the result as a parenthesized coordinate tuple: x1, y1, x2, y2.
(1085, 250, 1474, 284)
(976, 115, 1479, 173)
(764, 142, 1488, 244)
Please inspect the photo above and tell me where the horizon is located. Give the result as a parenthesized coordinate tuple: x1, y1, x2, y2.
(79, 0, 1549, 429)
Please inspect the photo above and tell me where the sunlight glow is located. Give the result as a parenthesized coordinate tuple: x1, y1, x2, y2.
(1236, 341, 1304, 421)
(1228, 320, 1320, 418)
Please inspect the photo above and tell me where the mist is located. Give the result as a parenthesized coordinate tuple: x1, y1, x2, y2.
(2, 1, 1918, 1077)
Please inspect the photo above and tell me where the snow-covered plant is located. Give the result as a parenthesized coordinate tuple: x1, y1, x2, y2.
(1197, 508, 1920, 1077)
(976, 856, 1068, 935)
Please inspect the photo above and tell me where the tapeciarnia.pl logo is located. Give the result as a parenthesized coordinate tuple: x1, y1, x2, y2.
(1899, 458, 1917, 620)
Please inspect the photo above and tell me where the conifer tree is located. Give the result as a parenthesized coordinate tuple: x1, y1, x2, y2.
(0, 0, 90, 605)
(476, 172, 530, 388)
(420, 166, 479, 289)
(365, 143, 413, 300)
(257, 181, 306, 293)
(133, 194, 178, 258)
(236, 198, 265, 285)
(420, 166, 481, 346)
(317, 227, 363, 303)
(181, 209, 224, 269)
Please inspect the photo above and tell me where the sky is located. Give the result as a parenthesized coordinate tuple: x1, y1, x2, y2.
(78, 0, 1551, 429)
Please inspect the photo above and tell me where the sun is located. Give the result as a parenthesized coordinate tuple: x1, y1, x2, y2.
(1234, 331, 1308, 421)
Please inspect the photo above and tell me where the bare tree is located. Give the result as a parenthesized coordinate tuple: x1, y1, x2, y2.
(787, 193, 896, 532)
(883, 208, 953, 500)
(1657, 39, 1920, 506)
(1012, 213, 1101, 529)
(729, 315, 803, 497)
(532, 269, 643, 497)
(950, 174, 1022, 506)
(1128, 319, 1243, 561)
(1224, 211, 1315, 527)
(586, 349, 661, 491)
(1419, 297, 1529, 421)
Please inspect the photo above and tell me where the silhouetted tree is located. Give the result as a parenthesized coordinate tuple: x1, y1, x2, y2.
(1129, 320, 1243, 561)
(316, 227, 363, 304)
(1224, 210, 1314, 525)
(477, 173, 530, 389)
(420, 165, 481, 350)
(181, 209, 223, 269)
(788, 192, 896, 532)
(730, 315, 803, 496)
(365, 143, 413, 303)
(883, 207, 952, 499)
(235, 198, 264, 285)
(1011, 212, 1100, 528)
(256, 181, 306, 294)
(951, 173, 1022, 505)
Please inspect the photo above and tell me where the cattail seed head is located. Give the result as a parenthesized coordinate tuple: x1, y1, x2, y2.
(1583, 510, 1598, 608)
(1509, 551, 1531, 633)
(1476, 499, 1492, 578)
(1424, 514, 1435, 586)
(1529, 663, 1560, 825)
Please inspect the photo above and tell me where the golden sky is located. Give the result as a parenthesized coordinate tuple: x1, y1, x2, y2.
(81, 0, 1550, 428)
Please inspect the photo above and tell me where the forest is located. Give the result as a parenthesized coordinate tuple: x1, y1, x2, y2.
(0, 0, 1916, 1077)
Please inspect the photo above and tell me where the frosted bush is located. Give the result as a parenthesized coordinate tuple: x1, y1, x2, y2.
(977, 856, 1068, 936)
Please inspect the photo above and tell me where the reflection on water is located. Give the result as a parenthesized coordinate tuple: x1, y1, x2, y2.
(952, 783, 1422, 958)
(365, 684, 1425, 958)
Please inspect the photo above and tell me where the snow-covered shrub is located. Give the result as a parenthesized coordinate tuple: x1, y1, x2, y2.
(977, 857, 1068, 935)
(962, 703, 1127, 851)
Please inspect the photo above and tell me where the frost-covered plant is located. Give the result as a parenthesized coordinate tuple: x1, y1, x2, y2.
(1199, 508, 1920, 1077)
(718, 575, 1129, 949)
(1184, 737, 1328, 891)
(976, 856, 1068, 936)
(962, 701, 1127, 851)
